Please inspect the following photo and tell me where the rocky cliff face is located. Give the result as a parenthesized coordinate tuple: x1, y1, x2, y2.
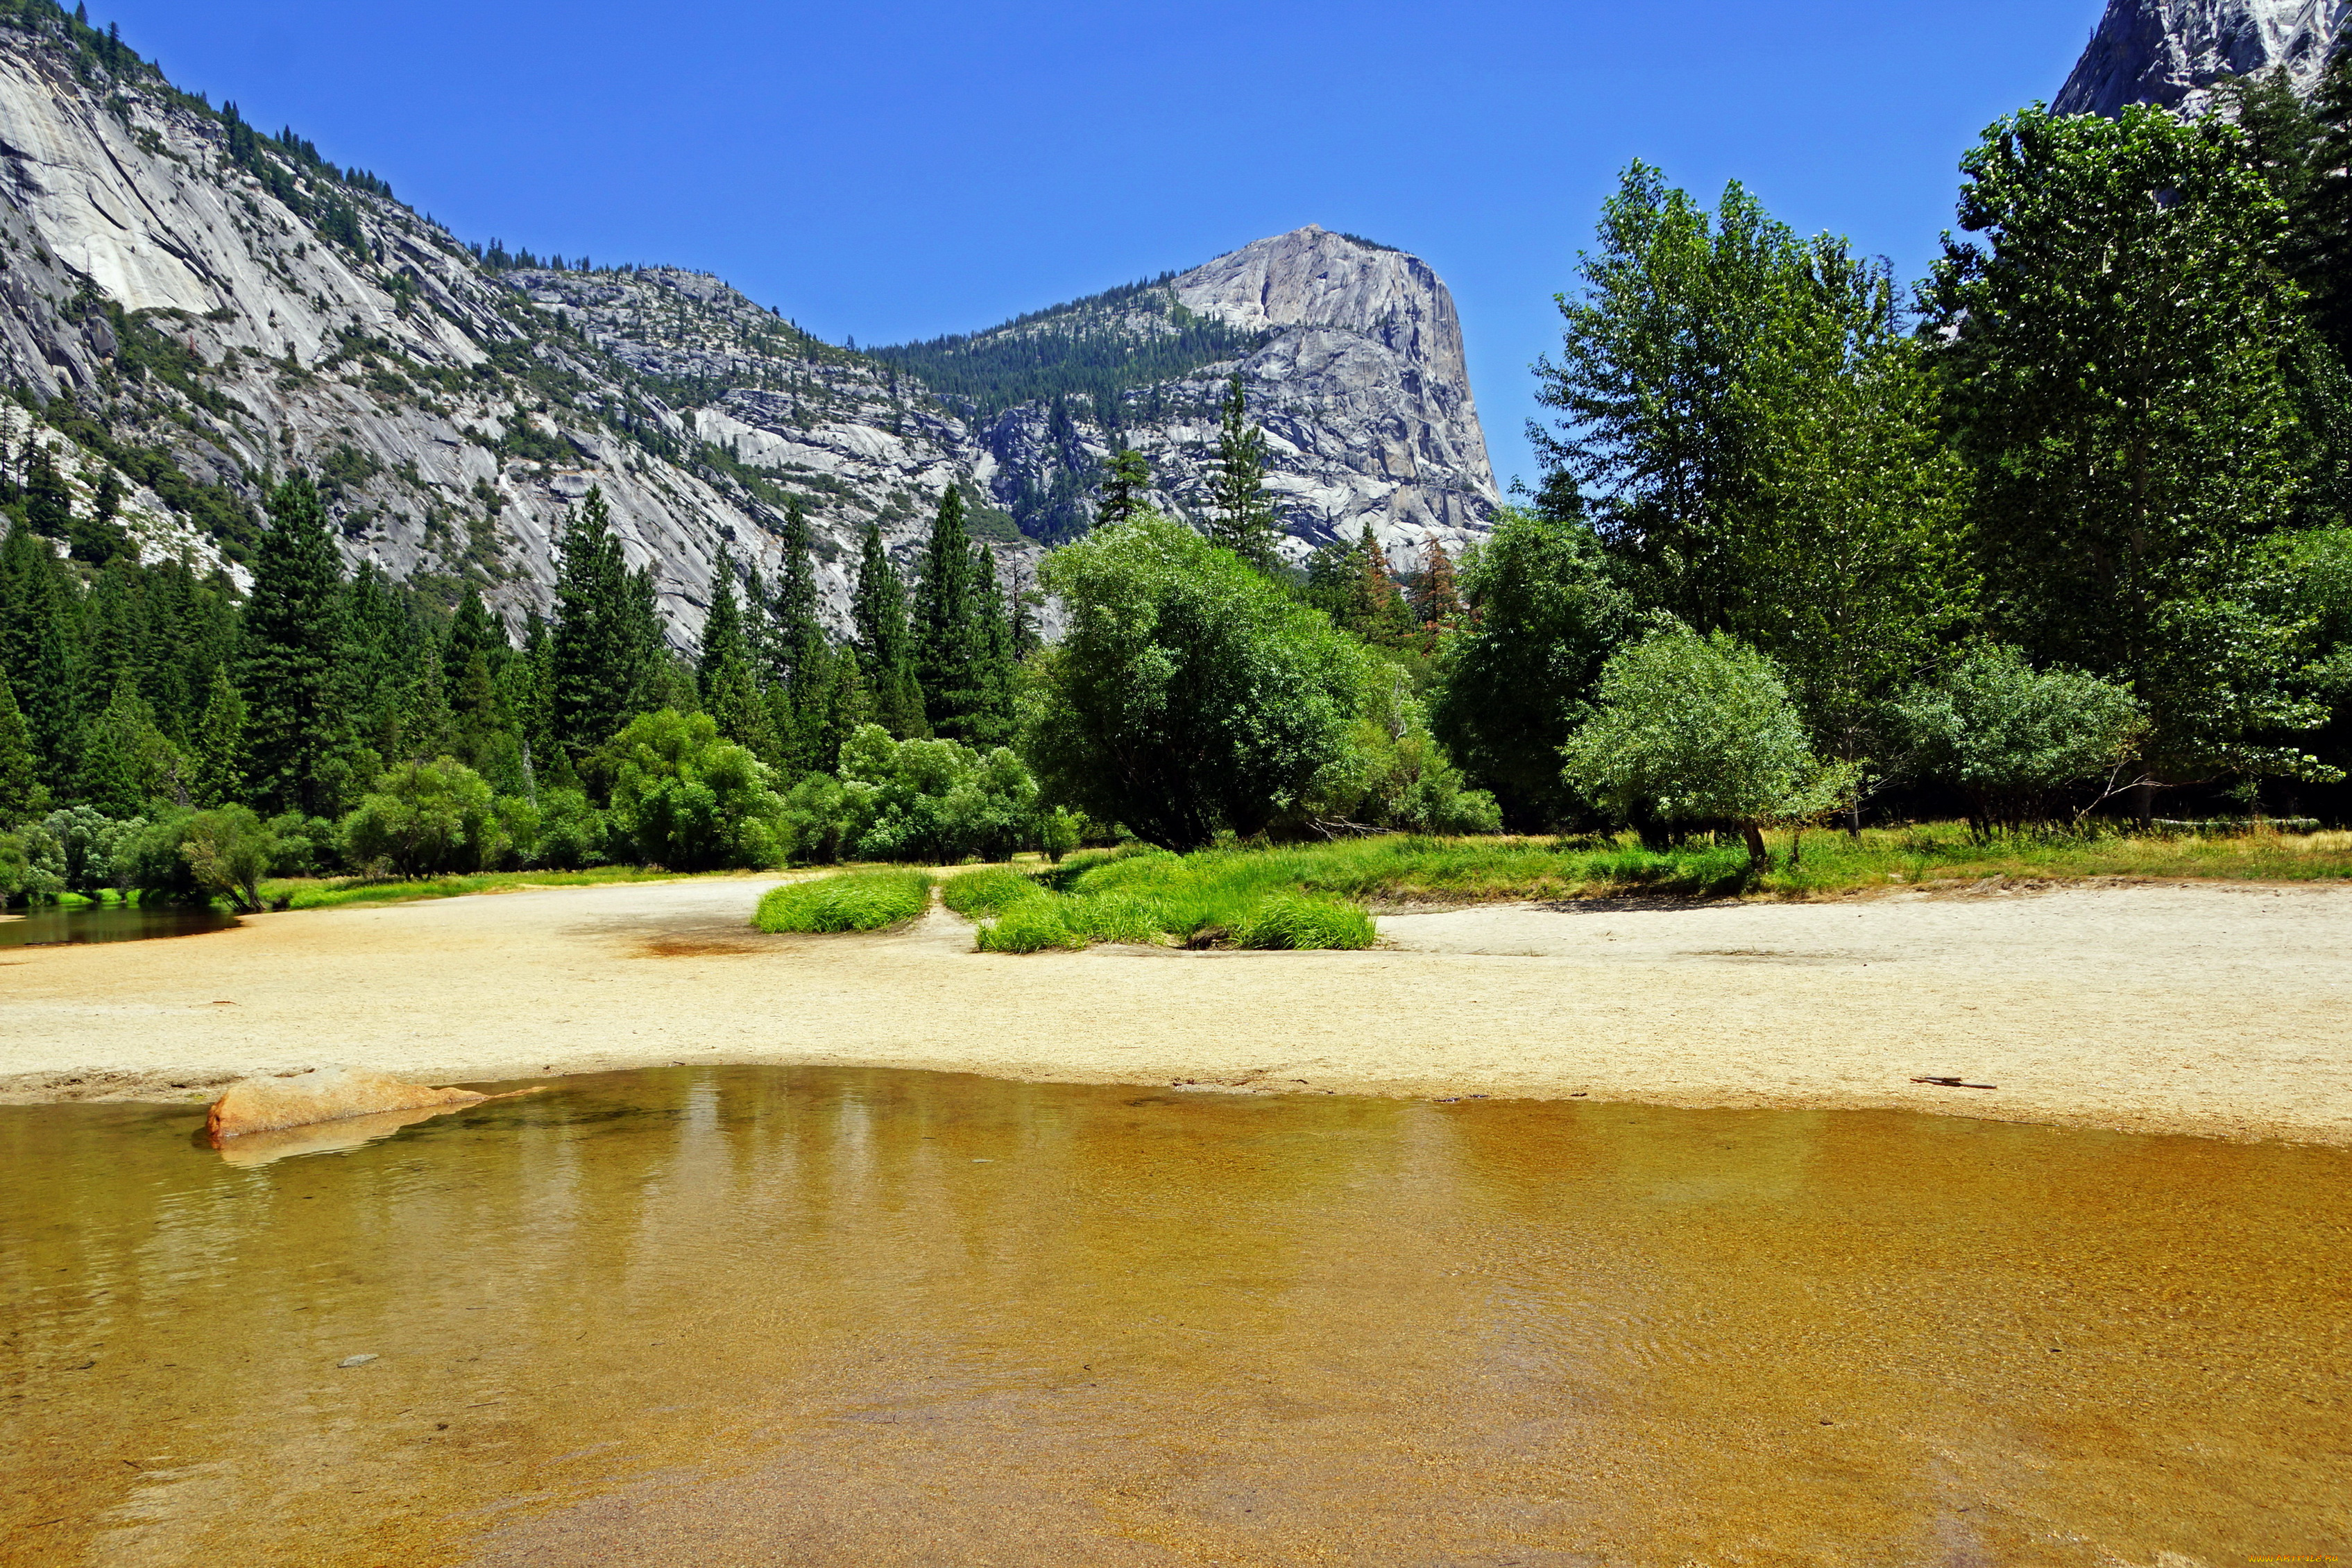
(0, 13, 1495, 647)
(2056, 0, 2349, 116)
(926, 226, 1498, 569)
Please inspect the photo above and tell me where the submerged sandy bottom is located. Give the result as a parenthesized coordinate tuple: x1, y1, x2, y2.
(4, 1067, 2346, 1566)
(2, 875, 2349, 1145)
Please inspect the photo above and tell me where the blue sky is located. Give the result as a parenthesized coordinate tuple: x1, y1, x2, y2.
(99, 0, 2097, 493)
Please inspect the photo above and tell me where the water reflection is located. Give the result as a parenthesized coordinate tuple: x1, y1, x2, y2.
(0, 903, 237, 947)
(1, 1068, 2344, 1566)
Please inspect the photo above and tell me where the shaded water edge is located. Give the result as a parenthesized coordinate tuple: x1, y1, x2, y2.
(3, 1066, 2345, 1567)
(0, 903, 237, 947)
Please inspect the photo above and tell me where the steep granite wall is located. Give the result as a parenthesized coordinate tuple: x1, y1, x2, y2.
(2056, 0, 2349, 116)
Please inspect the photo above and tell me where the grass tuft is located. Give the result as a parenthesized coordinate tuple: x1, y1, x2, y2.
(939, 867, 1045, 919)
(754, 871, 932, 933)
(1231, 893, 1377, 951)
(974, 898, 1084, 953)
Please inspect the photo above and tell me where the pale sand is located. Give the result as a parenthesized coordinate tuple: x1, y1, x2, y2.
(2, 876, 2346, 1143)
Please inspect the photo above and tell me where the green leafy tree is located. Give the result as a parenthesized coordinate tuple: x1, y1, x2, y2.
(1560, 622, 1856, 869)
(806, 722, 1039, 862)
(340, 756, 500, 876)
(1928, 105, 2330, 790)
(850, 522, 925, 737)
(1894, 645, 2146, 833)
(240, 473, 346, 817)
(603, 708, 786, 870)
(1027, 512, 1369, 850)
(1208, 375, 1279, 568)
(1429, 507, 1635, 828)
(178, 806, 277, 912)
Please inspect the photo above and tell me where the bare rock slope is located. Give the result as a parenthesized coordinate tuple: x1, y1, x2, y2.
(0, 15, 1497, 647)
(2057, 0, 2348, 116)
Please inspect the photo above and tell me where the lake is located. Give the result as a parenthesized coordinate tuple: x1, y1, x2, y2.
(3, 1066, 2344, 1565)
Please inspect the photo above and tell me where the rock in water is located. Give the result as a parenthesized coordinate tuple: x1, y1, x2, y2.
(2056, 0, 2347, 118)
(204, 1068, 491, 1143)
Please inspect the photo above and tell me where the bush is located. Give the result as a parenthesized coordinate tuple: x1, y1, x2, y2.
(264, 813, 337, 877)
(606, 710, 786, 871)
(840, 724, 1039, 863)
(341, 757, 498, 876)
(534, 789, 608, 869)
(974, 898, 1084, 953)
(179, 806, 277, 912)
(0, 830, 60, 905)
(753, 869, 932, 932)
(1561, 622, 1855, 867)
(1039, 806, 1083, 863)
(1230, 892, 1377, 951)
(1895, 644, 2146, 830)
(24, 808, 144, 898)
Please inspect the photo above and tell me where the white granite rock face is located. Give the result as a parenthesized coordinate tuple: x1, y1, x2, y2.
(0, 22, 1494, 647)
(2056, 0, 2349, 117)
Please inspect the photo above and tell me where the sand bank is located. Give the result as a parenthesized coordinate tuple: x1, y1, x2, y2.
(3, 876, 2346, 1144)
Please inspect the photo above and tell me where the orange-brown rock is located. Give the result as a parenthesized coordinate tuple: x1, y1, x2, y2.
(204, 1068, 495, 1143)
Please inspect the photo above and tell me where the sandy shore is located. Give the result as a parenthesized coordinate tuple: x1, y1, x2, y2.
(3, 876, 2347, 1144)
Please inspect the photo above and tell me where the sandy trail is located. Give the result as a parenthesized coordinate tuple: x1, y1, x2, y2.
(2, 876, 2346, 1144)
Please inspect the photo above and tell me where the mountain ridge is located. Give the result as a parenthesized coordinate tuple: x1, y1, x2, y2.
(2056, 0, 2349, 117)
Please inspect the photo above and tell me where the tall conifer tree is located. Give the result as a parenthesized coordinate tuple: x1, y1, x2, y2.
(240, 473, 346, 817)
(913, 485, 986, 739)
(191, 665, 246, 808)
(850, 522, 924, 736)
(0, 676, 43, 826)
(1209, 375, 1279, 569)
(1098, 447, 1150, 529)
(549, 486, 634, 762)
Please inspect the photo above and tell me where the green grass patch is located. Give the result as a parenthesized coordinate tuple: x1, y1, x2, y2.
(269, 866, 699, 910)
(1231, 893, 1377, 951)
(939, 866, 1046, 919)
(754, 870, 932, 932)
(973, 898, 1085, 953)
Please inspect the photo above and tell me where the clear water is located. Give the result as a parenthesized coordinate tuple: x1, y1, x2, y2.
(0, 903, 237, 948)
(2, 1067, 2344, 1566)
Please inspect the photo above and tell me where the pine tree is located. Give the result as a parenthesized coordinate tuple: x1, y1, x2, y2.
(1098, 447, 1150, 529)
(697, 544, 749, 696)
(240, 473, 346, 817)
(850, 522, 925, 736)
(549, 486, 636, 762)
(191, 665, 245, 808)
(1413, 531, 1463, 626)
(965, 541, 1016, 744)
(23, 443, 69, 540)
(1, 518, 78, 792)
(0, 676, 44, 826)
(1209, 374, 1279, 568)
(913, 485, 986, 738)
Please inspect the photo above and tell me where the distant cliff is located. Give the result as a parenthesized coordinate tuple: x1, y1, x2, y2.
(2056, 0, 2348, 116)
(0, 9, 1497, 651)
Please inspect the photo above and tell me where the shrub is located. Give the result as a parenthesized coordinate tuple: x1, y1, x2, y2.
(1561, 622, 1856, 867)
(753, 869, 932, 932)
(975, 898, 1084, 953)
(341, 757, 497, 876)
(0, 830, 60, 905)
(1895, 644, 2146, 830)
(534, 789, 608, 869)
(178, 806, 277, 912)
(24, 808, 144, 898)
(837, 724, 1039, 863)
(605, 710, 786, 871)
(1039, 806, 1083, 863)
(1231, 892, 1377, 951)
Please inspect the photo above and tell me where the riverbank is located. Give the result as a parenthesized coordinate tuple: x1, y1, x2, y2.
(3, 875, 2347, 1145)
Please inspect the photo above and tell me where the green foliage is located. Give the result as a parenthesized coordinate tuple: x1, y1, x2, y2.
(973, 897, 1084, 953)
(604, 708, 785, 871)
(533, 787, 608, 869)
(24, 806, 143, 897)
(1039, 804, 1082, 863)
(549, 486, 651, 766)
(830, 722, 1039, 863)
(912, 486, 1012, 742)
(938, 864, 1043, 919)
(1208, 375, 1279, 568)
(1429, 507, 1634, 828)
(241, 474, 347, 817)
(1229, 892, 1377, 951)
(1895, 645, 2146, 831)
(1562, 623, 1856, 864)
(1293, 662, 1501, 836)
(178, 805, 276, 912)
(1929, 105, 2328, 781)
(1097, 448, 1150, 530)
(0, 675, 45, 827)
(867, 275, 1259, 425)
(753, 869, 932, 932)
(850, 522, 925, 737)
(1028, 513, 1369, 850)
(339, 756, 500, 876)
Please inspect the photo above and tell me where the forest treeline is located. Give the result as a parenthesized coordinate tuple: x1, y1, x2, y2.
(6, 71, 2352, 907)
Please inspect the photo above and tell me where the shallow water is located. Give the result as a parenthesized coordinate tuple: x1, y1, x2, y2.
(0, 904, 236, 948)
(2, 1068, 2344, 1567)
